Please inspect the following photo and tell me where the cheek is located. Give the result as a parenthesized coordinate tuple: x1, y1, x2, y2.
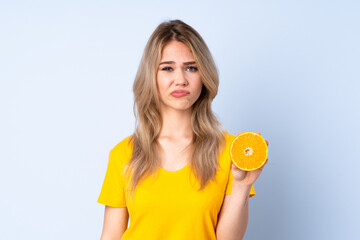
(195, 81, 203, 94)
(156, 78, 170, 97)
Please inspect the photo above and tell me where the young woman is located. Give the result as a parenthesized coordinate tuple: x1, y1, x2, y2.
(97, 19, 268, 240)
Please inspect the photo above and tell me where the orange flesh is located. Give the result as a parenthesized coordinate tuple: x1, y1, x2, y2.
(230, 132, 268, 171)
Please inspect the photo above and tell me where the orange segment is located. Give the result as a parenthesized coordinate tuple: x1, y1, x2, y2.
(230, 132, 268, 171)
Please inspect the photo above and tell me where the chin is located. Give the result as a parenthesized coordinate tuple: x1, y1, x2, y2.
(160, 100, 194, 112)
(173, 106, 192, 111)
(169, 104, 193, 111)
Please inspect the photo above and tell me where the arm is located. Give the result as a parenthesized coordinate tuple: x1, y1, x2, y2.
(100, 206, 129, 240)
(216, 183, 252, 240)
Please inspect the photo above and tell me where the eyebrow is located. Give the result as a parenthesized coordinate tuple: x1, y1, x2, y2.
(159, 61, 196, 66)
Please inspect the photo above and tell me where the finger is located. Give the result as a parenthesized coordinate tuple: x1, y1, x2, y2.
(232, 163, 244, 171)
(265, 140, 269, 145)
(238, 131, 242, 134)
(256, 131, 261, 135)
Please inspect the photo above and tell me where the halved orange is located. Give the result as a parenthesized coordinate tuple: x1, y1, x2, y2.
(230, 132, 268, 171)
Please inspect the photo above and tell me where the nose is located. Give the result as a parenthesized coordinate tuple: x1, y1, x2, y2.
(174, 69, 188, 86)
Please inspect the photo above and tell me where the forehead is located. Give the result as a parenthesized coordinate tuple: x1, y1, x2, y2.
(160, 41, 194, 61)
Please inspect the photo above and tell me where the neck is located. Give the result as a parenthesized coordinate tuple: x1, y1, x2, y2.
(158, 106, 193, 139)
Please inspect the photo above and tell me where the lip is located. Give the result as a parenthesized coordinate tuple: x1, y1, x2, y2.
(171, 90, 190, 94)
(171, 90, 190, 98)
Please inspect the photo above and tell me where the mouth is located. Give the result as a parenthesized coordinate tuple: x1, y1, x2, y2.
(171, 90, 190, 97)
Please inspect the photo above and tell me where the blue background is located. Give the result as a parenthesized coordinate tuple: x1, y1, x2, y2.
(1, 0, 359, 239)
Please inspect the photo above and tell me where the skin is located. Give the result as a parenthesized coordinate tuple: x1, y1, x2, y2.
(156, 40, 203, 115)
(155, 40, 203, 170)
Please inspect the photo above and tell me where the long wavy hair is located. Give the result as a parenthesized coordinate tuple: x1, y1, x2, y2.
(123, 19, 227, 201)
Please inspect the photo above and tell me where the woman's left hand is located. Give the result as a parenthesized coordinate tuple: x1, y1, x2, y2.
(231, 131, 269, 186)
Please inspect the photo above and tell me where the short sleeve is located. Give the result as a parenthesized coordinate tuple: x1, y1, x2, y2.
(97, 147, 127, 207)
(225, 168, 256, 198)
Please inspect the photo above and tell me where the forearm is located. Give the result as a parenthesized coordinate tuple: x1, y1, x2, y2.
(216, 182, 252, 240)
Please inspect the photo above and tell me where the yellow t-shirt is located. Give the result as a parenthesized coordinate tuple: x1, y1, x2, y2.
(97, 132, 256, 240)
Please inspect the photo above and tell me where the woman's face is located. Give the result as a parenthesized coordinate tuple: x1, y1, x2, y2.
(156, 40, 203, 112)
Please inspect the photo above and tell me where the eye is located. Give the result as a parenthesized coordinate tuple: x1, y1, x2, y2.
(162, 67, 173, 71)
(187, 66, 198, 71)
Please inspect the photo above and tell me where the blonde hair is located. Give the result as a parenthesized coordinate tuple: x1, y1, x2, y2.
(123, 19, 227, 201)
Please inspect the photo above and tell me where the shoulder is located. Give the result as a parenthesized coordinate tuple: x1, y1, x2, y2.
(112, 135, 133, 150)
(223, 131, 236, 142)
(222, 131, 237, 151)
(218, 131, 236, 163)
(109, 135, 133, 164)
